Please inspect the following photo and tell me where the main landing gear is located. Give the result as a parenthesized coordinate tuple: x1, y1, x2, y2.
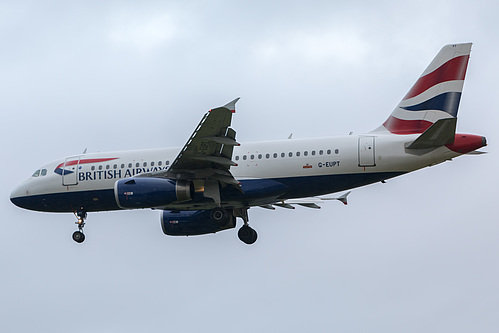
(72, 208, 87, 243)
(233, 208, 257, 245)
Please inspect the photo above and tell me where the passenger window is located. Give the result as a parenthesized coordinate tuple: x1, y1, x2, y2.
(143, 162, 147, 167)
(281, 153, 285, 158)
(91, 166, 95, 171)
(99, 165, 103, 170)
(312, 151, 316, 156)
(327, 149, 331, 155)
(304, 151, 308, 156)
(166, 160, 170, 165)
(121, 164, 125, 168)
(243, 155, 247, 160)
(266, 153, 270, 159)
(158, 161, 163, 166)
(151, 161, 155, 166)
(289, 152, 293, 157)
(296, 152, 300, 157)
(258, 154, 262, 159)
(136, 163, 140, 167)
(273, 153, 277, 158)
(235, 156, 240, 161)
(41, 169, 47, 176)
(106, 165, 110, 169)
(335, 149, 339, 154)
(128, 163, 132, 168)
(113, 164, 117, 169)
(32, 170, 40, 177)
(319, 150, 323, 155)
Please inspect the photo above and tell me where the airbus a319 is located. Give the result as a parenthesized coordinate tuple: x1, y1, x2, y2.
(10, 43, 486, 245)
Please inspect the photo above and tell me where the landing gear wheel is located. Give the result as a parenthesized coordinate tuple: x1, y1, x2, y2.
(210, 207, 229, 226)
(238, 225, 258, 245)
(72, 231, 85, 243)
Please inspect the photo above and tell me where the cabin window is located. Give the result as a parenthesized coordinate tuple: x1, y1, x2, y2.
(113, 164, 117, 169)
(281, 153, 285, 158)
(327, 149, 331, 155)
(32, 170, 40, 177)
(91, 166, 95, 171)
(250, 155, 255, 160)
(136, 163, 140, 168)
(258, 154, 262, 159)
(243, 155, 247, 160)
(335, 149, 339, 154)
(311, 151, 316, 156)
(266, 153, 270, 159)
(99, 165, 103, 170)
(128, 163, 132, 168)
(151, 161, 154, 166)
(41, 169, 47, 176)
(304, 151, 308, 156)
(289, 152, 293, 157)
(121, 164, 125, 168)
(319, 150, 323, 155)
(273, 153, 278, 158)
(166, 160, 170, 165)
(296, 152, 300, 157)
(158, 161, 162, 166)
(235, 156, 240, 161)
(106, 165, 110, 170)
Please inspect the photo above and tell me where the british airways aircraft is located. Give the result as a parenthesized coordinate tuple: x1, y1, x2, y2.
(10, 43, 486, 244)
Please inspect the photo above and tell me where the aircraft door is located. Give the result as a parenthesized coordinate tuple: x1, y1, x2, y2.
(358, 136, 376, 167)
(62, 156, 81, 186)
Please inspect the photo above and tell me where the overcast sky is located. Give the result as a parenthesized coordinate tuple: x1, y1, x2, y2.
(1, 1, 498, 332)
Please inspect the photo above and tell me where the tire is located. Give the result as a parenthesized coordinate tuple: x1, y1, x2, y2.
(72, 231, 85, 243)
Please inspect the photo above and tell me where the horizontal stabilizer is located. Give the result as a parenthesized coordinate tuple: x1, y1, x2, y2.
(405, 118, 457, 149)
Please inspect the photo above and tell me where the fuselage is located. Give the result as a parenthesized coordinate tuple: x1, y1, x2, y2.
(10, 132, 484, 213)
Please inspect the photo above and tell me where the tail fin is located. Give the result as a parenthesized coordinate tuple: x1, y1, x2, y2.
(374, 43, 472, 135)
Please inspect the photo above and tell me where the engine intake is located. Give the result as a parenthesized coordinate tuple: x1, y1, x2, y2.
(114, 178, 193, 209)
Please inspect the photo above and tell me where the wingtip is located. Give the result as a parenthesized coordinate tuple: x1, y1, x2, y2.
(223, 97, 241, 113)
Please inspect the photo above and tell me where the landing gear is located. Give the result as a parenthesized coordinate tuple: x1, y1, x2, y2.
(234, 207, 258, 245)
(72, 208, 87, 243)
(238, 225, 258, 245)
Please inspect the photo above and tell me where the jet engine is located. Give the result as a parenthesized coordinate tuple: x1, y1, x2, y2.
(114, 178, 193, 209)
(161, 209, 236, 236)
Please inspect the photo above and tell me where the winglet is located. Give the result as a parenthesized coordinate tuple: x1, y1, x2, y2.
(221, 97, 240, 113)
(337, 191, 351, 205)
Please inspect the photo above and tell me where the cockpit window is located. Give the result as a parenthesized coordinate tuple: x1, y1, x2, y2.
(41, 169, 47, 176)
(32, 170, 40, 177)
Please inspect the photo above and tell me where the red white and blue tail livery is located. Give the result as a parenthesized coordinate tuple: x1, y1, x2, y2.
(10, 43, 487, 245)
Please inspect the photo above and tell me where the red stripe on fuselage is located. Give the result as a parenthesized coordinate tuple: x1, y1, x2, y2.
(55, 158, 119, 170)
(403, 55, 469, 100)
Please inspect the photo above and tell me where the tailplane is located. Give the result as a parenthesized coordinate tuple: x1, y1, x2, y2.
(374, 43, 472, 134)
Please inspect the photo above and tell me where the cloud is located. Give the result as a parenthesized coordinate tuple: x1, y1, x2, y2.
(108, 10, 179, 52)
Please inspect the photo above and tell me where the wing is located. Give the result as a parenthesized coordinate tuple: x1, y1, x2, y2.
(260, 192, 351, 210)
(138, 98, 241, 205)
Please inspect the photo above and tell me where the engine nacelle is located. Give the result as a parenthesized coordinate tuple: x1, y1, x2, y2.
(161, 210, 236, 236)
(114, 178, 193, 209)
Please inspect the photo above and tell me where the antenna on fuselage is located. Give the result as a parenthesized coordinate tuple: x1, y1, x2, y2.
(287, 133, 293, 139)
(82, 148, 87, 154)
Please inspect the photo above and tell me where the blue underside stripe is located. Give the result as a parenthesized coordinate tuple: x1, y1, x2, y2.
(11, 172, 405, 213)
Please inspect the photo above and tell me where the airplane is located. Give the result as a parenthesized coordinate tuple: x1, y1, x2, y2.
(10, 43, 487, 245)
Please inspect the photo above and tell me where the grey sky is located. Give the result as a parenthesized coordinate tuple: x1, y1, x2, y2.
(1, 1, 498, 332)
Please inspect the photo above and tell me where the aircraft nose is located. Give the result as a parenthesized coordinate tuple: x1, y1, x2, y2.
(10, 183, 31, 209)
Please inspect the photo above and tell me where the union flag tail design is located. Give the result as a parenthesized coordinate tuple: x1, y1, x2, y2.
(376, 43, 472, 135)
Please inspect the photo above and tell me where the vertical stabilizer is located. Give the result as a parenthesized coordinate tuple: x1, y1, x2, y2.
(374, 43, 472, 134)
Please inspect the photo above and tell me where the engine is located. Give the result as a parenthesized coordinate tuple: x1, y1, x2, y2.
(114, 178, 193, 209)
(161, 209, 236, 236)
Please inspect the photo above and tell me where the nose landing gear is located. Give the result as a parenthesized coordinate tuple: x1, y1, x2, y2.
(72, 208, 87, 243)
